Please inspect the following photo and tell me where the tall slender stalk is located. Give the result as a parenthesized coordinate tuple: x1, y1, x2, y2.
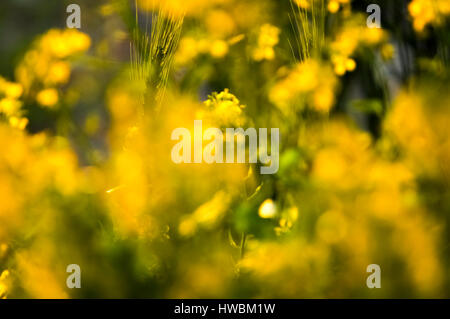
(129, 0, 184, 108)
(289, 0, 326, 62)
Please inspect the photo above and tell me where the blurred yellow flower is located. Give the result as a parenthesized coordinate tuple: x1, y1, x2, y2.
(210, 40, 229, 58)
(37, 88, 59, 107)
(258, 199, 277, 219)
(270, 59, 338, 113)
(46, 61, 71, 84)
(408, 0, 450, 32)
(252, 24, 280, 61)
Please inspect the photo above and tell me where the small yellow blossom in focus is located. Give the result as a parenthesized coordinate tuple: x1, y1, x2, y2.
(259, 199, 277, 219)
(204, 89, 246, 127)
(37, 88, 59, 107)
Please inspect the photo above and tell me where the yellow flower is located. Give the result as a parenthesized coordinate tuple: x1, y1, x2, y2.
(46, 61, 71, 84)
(9, 116, 28, 130)
(0, 77, 23, 99)
(252, 24, 280, 61)
(205, 10, 236, 37)
(203, 89, 246, 127)
(0, 98, 22, 116)
(381, 43, 395, 60)
(37, 88, 59, 107)
(175, 37, 199, 65)
(270, 59, 338, 113)
(210, 40, 229, 58)
(42, 29, 90, 58)
(328, 1, 340, 13)
(259, 199, 277, 219)
(408, 0, 450, 31)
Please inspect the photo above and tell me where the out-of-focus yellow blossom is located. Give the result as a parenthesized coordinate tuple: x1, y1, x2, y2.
(252, 24, 280, 61)
(0, 77, 23, 99)
(175, 35, 234, 65)
(175, 37, 200, 65)
(303, 120, 373, 190)
(0, 77, 27, 130)
(8, 116, 28, 130)
(15, 29, 90, 97)
(381, 43, 395, 60)
(45, 61, 71, 85)
(0, 243, 7, 257)
(270, 59, 338, 113)
(385, 84, 450, 176)
(327, 1, 340, 13)
(0, 97, 22, 115)
(206, 10, 236, 37)
(275, 206, 299, 235)
(258, 199, 277, 219)
(294, 0, 310, 9)
(210, 40, 229, 58)
(137, 0, 227, 18)
(295, 0, 350, 13)
(36, 88, 59, 107)
(179, 191, 232, 237)
(331, 55, 356, 76)
(408, 0, 450, 32)
(16, 248, 68, 298)
(330, 16, 388, 75)
(393, 214, 444, 295)
(40, 29, 91, 59)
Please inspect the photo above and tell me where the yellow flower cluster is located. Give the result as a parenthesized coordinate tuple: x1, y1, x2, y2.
(202, 89, 246, 127)
(175, 36, 230, 65)
(137, 0, 226, 17)
(408, 0, 450, 32)
(331, 16, 388, 75)
(15, 29, 90, 108)
(0, 125, 84, 242)
(327, 0, 350, 13)
(384, 83, 450, 176)
(239, 117, 444, 296)
(294, 0, 350, 13)
(270, 59, 338, 113)
(252, 24, 280, 61)
(0, 77, 27, 130)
